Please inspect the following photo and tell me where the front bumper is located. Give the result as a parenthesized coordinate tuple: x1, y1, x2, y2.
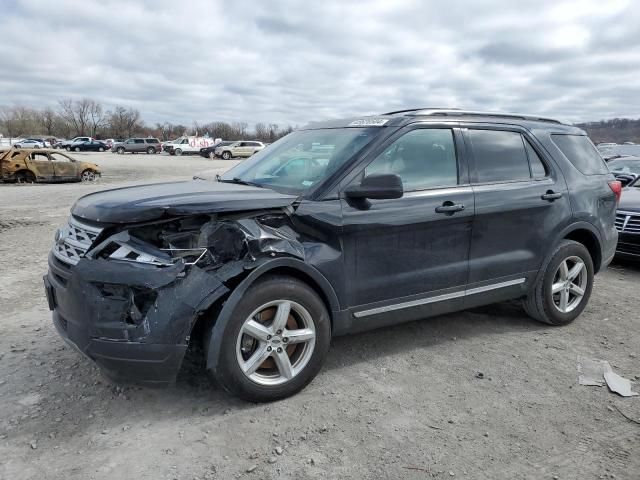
(45, 252, 228, 385)
(615, 231, 640, 261)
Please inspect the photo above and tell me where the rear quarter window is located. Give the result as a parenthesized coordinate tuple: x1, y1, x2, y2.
(551, 134, 608, 175)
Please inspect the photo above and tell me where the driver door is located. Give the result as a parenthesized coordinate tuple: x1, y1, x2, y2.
(49, 152, 78, 181)
(339, 126, 474, 330)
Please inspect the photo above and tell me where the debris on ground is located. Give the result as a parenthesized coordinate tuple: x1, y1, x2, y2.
(577, 356, 638, 397)
(604, 371, 639, 397)
(577, 356, 611, 386)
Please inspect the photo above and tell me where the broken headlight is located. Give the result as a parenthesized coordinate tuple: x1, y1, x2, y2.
(95, 217, 214, 267)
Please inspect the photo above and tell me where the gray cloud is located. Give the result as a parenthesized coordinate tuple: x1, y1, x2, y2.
(1, 0, 639, 126)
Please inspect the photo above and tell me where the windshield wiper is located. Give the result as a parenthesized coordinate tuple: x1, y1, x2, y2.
(218, 177, 264, 188)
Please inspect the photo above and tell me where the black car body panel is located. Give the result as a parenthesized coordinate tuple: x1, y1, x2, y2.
(45, 110, 619, 386)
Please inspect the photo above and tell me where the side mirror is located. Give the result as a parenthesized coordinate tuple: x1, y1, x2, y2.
(344, 173, 403, 200)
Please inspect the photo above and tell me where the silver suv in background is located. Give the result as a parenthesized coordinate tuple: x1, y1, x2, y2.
(112, 138, 161, 154)
(214, 140, 265, 159)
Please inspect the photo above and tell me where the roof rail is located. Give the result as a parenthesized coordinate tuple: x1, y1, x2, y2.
(382, 107, 461, 116)
(400, 109, 564, 125)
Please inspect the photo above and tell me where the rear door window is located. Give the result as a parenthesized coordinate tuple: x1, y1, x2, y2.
(551, 134, 608, 175)
(468, 130, 531, 183)
(524, 140, 547, 178)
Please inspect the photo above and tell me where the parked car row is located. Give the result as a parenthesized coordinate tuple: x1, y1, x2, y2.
(13, 138, 52, 148)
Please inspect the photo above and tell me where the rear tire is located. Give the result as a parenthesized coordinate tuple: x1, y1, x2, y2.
(16, 171, 36, 184)
(65, 146, 71, 151)
(523, 240, 594, 325)
(211, 275, 331, 402)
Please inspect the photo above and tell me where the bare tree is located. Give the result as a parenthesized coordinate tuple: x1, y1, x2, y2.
(41, 107, 56, 136)
(254, 122, 268, 141)
(105, 105, 143, 139)
(88, 101, 106, 137)
(58, 98, 92, 136)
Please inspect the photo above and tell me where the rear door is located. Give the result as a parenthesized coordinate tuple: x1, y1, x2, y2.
(237, 142, 250, 157)
(463, 126, 572, 300)
(133, 139, 146, 152)
(50, 152, 79, 181)
(25, 152, 54, 180)
(340, 125, 474, 328)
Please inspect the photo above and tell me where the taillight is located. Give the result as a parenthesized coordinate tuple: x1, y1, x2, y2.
(608, 180, 622, 204)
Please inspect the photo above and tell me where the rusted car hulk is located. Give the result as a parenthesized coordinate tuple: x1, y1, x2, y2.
(0, 148, 101, 183)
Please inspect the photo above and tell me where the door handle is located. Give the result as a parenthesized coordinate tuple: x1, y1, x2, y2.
(541, 191, 562, 201)
(435, 202, 465, 214)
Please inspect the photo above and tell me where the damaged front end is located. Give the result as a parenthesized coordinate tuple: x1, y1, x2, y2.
(45, 208, 305, 385)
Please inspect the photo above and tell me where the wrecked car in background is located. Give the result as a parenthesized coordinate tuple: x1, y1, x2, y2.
(45, 109, 618, 402)
(1, 148, 101, 183)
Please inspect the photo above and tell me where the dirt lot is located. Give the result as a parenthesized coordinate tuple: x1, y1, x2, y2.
(1, 152, 639, 479)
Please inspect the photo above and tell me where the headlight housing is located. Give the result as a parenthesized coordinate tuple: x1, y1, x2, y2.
(94, 217, 215, 267)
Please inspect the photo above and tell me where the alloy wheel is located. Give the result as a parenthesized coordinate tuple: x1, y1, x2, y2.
(236, 300, 316, 386)
(551, 256, 587, 313)
(81, 170, 96, 182)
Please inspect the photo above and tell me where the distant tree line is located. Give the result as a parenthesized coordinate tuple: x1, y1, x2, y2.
(0, 98, 295, 143)
(576, 118, 640, 144)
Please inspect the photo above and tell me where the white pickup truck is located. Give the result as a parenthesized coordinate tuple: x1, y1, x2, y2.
(166, 137, 221, 156)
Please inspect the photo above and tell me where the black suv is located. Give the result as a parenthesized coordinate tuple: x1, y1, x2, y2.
(45, 109, 619, 402)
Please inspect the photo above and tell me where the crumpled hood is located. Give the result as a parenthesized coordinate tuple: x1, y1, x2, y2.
(619, 187, 640, 212)
(72, 180, 297, 224)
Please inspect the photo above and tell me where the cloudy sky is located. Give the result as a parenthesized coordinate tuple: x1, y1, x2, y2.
(1, 0, 639, 126)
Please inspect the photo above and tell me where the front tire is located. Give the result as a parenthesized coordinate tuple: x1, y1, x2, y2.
(116, 147, 125, 154)
(81, 169, 97, 182)
(99, 147, 105, 152)
(222, 151, 231, 160)
(74, 147, 81, 152)
(147, 147, 156, 154)
(175, 148, 183, 156)
(211, 275, 331, 402)
(523, 240, 594, 325)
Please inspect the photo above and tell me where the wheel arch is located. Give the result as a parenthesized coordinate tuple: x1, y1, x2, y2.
(201, 257, 340, 373)
(14, 168, 37, 181)
(561, 224, 602, 273)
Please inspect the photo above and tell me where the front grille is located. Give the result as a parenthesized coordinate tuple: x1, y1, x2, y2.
(52, 217, 103, 266)
(615, 211, 640, 234)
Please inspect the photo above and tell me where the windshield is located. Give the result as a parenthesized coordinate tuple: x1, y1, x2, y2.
(220, 128, 379, 195)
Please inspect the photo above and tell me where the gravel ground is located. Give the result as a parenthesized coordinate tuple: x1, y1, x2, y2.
(0, 152, 639, 480)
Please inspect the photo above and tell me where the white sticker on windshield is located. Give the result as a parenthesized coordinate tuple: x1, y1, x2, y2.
(348, 118, 389, 127)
